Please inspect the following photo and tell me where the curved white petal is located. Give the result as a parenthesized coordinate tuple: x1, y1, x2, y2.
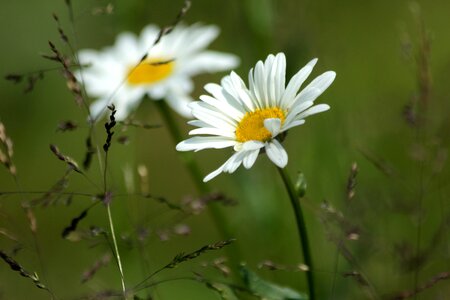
(187, 120, 211, 128)
(264, 118, 282, 137)
(295, 71, 336, 104)
(253, 60, 267, 107)
(284, 101, 314, 125)
(204, 164, 226, 182)
(223, 151, 247, 173)
(295, 104, 330, 120)
(242, 140, 265, 151)
(114, 32, 140, 61)
(280, 58, 317, 109)
(199, 95, 244, 121)
(265, 140, 288, 168)
(203, 151, 242, 182)
(243, 149, 260, 169)
(165, 88, 194, 118)
(189, 127, 235, 138)
(274, 53, 286, 103)
(281, 119, 305, 132)
(176, 136, 236, 152)
(181, 51, 239, 75)
(190, 101, 238, 127)
(89, 98, 109, 121)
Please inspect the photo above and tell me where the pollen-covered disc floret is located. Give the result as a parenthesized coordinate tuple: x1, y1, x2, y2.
(76, 24, 239, 120)
(236, 107, 286, 142)
(176, 53, 336, 182)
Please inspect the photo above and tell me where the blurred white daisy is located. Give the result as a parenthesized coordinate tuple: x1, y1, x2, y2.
(176, 53, 335, 182)
(77, 24, 239, 120)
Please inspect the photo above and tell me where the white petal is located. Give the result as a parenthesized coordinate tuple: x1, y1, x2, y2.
(190, 101, 237, 130)
(294, 87, 322, 104)
(176, 137, 236, 152)
(190, 102, 237, 127)
(265, 140, 288, 168)
(204, 165, 225, 182)
(284, 101, 314, 125)
(114, 32, 140, 61)
(295, 71, 336, 104)
(187, 120, 210, 128)
(274, 53, 286, 103)
(204, 82, 248, 114)
(267, 54, 278, 106)
(281, 119, 305, 131)
(139, 25, 160, 50)
(295, 104, 330, 120)
(90, 87, 144, 121)
(243, 149, 260, 169)
(77, 49, 100, 65)
(165, 88, 194, 118)
(171, 24, 219, 55)
(242, 140, 265, 151)
(253, 60, 267, 107)
(203, 150, 246, 182)
(89, 98, 109, 121)
(199, 95, 244, 121)
(264, 118, 282, 137)
(280, 58, 317, 109)
(223, 151, 246, 173)
(181, 51, 239, 75)
(189, 127, 235, 138)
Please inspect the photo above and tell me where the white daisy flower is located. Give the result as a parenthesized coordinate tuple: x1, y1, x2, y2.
(176, 53, 335, 182)
(76, 23, 239, 120)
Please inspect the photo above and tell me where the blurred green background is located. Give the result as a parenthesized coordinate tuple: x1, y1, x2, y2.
(1, 0, 450, 299)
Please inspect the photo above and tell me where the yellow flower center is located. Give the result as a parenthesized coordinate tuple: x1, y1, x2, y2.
(127, 58, 174, 85)
(235, 107, 286, 143)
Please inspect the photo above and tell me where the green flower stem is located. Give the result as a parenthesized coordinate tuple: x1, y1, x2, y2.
(156, 100, 241, 272)
(277, 167, 315, 300)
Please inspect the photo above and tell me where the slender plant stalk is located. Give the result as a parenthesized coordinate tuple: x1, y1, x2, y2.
(103, 148, 127, 297)
(106, 203, 127, 297)
(277, 167, 315, 300)
(155, 100, 241, 272)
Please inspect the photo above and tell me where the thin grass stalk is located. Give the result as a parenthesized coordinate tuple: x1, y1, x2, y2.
(103, 144, 126, 297)
(155, 100, 241, 272)
(106, 203, 126, 297)
(277, 167, 315, 300)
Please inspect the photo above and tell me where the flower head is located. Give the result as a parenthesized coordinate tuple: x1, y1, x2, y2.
(176, 53, 335, 182)
(77, 24, 239, 120)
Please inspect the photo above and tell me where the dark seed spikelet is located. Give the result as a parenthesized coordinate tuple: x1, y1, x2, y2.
(103, 105, 116, 153)
(91, 3, 114, 16)
(49, 144, 82, 173)
(0, 250, 48, 291)
(346, 162, 358, 200)
(83, 136, 95, 170)
(25, 170, 71, 207)
(164, 239, 235, 270)
(52, 13, 69, 44)
(81, 253, 112, 283)
(118, 119, 161, 130)
(141, 193, 183, 211)
(4, 73, 23, 83)
(62, 208, 89, 238)
(0, 122, 16, 175)
(57, 120, 78, 132)
(47, 41, 83, 106)
(134, 239, 235, 290)
(5, 72, 45, 93)
(389, 272, 449, 300)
